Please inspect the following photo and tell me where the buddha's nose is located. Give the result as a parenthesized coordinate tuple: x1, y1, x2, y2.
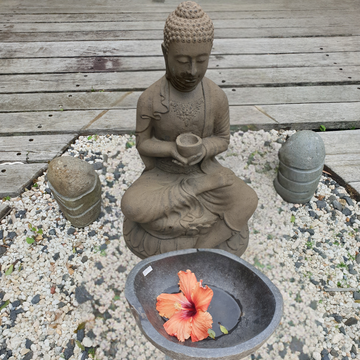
(187, 62, 197, 77)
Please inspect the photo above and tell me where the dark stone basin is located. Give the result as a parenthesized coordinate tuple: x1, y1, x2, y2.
(125, 249, 283, 360)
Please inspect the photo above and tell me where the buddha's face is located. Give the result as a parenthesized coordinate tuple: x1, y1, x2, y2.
(163, 41, 212, 92)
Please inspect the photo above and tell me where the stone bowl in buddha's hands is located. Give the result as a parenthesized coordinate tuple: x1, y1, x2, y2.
(176, 133, 203, 158)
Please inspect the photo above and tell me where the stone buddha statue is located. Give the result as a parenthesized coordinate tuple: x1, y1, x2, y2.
(121, 1, 258, 259)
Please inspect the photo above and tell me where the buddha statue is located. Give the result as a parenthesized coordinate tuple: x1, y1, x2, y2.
(121, 1, 258, 259)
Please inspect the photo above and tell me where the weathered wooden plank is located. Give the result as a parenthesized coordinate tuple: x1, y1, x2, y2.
(0, 134, 77, 162)
(0, 107, 274, 136)
(2, 52, 359, 74)
(319, 130, 360, 200)
(319, 129, 360, 155)
(0, 91, 138, 112)
(0, 106, 276, 136)
(82, 105, 277, 135)
(0, 151, 28, 163)
(0, 163, 48, 197)
(2, 17, 359, 33)
(325, 164, 360, 184)
(1, 86, 360, 113)
(1, 37, 359, 58)
(1, 101, 358, 136)
(0, 10, 357, 23)
(0, 110, 101, 135)
(324, 154, 360, 166)
(2, 67, 360, 94)
(0, 0, 357, 13)
(2, 26, 359, 42)
(257, 103, 360, 130)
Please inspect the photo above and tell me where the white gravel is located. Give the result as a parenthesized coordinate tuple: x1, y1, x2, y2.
(0, 129, 359, 360)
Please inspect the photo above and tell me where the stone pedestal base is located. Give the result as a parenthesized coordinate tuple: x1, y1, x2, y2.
(123, 217, 249, 259)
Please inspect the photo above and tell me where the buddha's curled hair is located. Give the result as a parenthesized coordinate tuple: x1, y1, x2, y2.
(163, 1, 214, 53)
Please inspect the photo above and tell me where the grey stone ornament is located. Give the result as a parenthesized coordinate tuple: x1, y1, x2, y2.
(125, 248, 283, 360)
(274, 130, 325, 203)
(47, 156, 101, 227)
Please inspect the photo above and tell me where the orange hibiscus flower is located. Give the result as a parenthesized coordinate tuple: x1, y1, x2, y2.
(156, 269, 213, 342)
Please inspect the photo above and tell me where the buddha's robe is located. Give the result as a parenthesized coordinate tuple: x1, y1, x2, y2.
(121, 76, 257, 241)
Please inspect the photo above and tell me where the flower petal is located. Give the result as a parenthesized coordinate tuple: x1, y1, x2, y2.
(190, 310, 213, 342)
(156, 292, 188, 319)
(191, 280, 213, 312)
(164, 310, 192, 342)
(178, 269, 198, 301)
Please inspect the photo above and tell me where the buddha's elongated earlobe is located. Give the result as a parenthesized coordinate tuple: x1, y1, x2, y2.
(161, 43, 170, 80)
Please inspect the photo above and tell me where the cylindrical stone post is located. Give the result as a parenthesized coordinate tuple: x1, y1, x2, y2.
(274, 130, 325, 204)
(47, 156, 102, 227)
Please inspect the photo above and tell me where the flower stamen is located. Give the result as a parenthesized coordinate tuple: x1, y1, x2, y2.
(174, 302, 182, 311)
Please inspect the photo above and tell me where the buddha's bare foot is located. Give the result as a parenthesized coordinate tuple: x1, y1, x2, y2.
(185, 172, 234, 195)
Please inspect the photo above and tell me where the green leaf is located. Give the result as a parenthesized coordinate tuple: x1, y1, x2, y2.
(208, 329, 216, 339)
(76, 340, 85, 351)
(5, 264, 13, 275)
(26, 237, 35, 244)
(87, 135, 93, 140)
(220, 324, 228, 334)
(0, 299, 10, 310)
(253, 257, 265, 269)
(319, 125, 326, 132)
(37, 228, 43, 235)
(126, 140, 135, 149)
(33, 183, 38, 188)
(73, 247, 76, 254)
(290, 215, 295, 223)
(31, 227, 36, 232)
(5, 196, 11, 201)
(74, 321, 86, 333)
(295, 292, 302, 303)
(113, 295, 120, 301)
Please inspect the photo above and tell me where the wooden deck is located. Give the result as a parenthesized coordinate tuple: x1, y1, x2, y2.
(0, 0, 360, 198)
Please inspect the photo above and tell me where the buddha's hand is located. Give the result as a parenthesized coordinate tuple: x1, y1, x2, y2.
(187, 146, 205, 166)
(171, 144, 205, 166)
(171, 144, 189, 167)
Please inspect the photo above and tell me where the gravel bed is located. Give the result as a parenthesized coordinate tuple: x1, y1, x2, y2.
(1, 130, 359, 360)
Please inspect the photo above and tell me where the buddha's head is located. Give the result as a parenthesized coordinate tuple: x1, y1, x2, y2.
(162, 1, 214, 92)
